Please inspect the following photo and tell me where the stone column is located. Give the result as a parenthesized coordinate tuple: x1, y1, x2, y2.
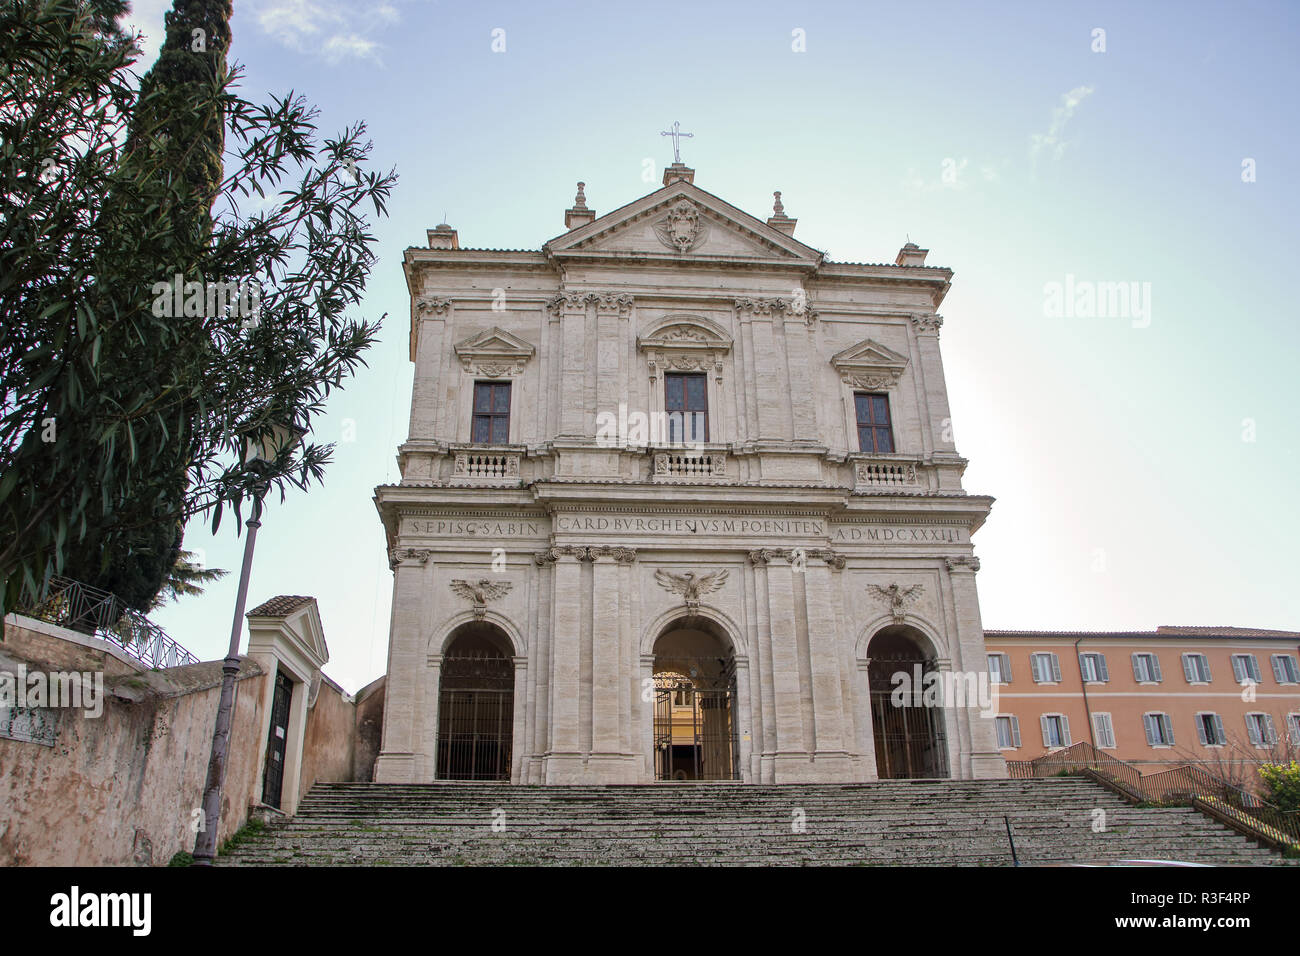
(640, 652, 657, 779)
(946, 556, 1005, 779)
(736, 299, 790, 440)
(803, 549, 853, 778)
(542, 546, 587, 782)
(594, 294, 632, 435)
(747, 551, 778, 781)
(910, 313, 949, 458)
(749, 548, 806, 780)
(589, 547, 621, 757)
(511, 657, 528, 783)
(408, 297, 449, 440)
(373, 549, 433, 783)
(554, 293, 589, 437)
(782, 306, 819, 440)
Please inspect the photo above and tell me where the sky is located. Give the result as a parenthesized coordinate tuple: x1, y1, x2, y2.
(119, 0, 1300, 694)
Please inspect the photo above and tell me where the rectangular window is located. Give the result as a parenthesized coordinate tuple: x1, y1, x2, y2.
(1143, 713, 1174, 747)
(1195, 713, 1226, 747)
(987, 653, 1011, 684)
(1079, 652, 1108, 683)
(1040, 714, 1070, 748)
(664, 372, 709, 444)
(1182, 653, 1212, 683)
(1132, 652, 1162, 683)
(1270, 654, 1299, 684)
(1092, 713, 1116, 749)
(1231, 654, 1262, 684)
(995, 715, 1021, 749)
(1030, 652, 1062, 684)
(1245, 713, 1276, 747)
(854, 392, 894, 454)
(471, 381, 511, 444)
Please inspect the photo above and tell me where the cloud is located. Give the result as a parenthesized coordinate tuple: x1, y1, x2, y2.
(323, 34, 380, 64)
(1030, 85, 1094, 172)
(252, 0, 388, 62)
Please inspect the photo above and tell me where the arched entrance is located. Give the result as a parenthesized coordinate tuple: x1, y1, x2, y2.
(652, 619, 738, 781)
(436, 622, 514, 780)
(867, 626, 949, 779)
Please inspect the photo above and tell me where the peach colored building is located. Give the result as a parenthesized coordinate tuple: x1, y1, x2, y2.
(983, 627, 1300, 787)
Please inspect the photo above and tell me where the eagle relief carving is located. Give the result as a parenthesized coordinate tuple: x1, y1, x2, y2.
(449, 578, 512, 619)
(654, 568, 729, 609)
(868, 583, 924, 622)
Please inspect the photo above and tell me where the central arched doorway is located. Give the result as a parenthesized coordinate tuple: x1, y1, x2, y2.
(436, 622, 514, 780)
(867, 625, 949, 779)
(652, 619, 739, 781)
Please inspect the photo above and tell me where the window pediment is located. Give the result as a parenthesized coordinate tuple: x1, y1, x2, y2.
(637, 315, 732, 383)
(453, 327, 536, 377)
(830, 338, 909, 390)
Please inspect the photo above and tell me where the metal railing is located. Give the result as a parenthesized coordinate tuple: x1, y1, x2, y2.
(1006, 742, 1300, 852)
(15, 575, 200, 670)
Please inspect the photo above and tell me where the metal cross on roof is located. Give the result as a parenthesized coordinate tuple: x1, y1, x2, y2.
(660, 121, 694, 165)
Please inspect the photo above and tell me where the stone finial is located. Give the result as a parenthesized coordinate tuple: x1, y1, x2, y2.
(565, 180, 596, 230)
(895, 241, 929, 267)
(767, 190, 797, 237)
(662, 162, 696, 186)
(427, 223, 459, 249)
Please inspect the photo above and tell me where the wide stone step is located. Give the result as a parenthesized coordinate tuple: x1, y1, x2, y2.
(217, 778, 1291, 867)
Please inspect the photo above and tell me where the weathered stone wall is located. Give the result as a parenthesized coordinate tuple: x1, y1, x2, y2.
(1, 616, 375, 865)
(352, 676, 386, 782)
(1, 618, 268, 865)
(298, 675, 355, 793)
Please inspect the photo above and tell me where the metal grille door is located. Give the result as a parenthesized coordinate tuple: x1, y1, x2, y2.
(868, 656, 949, 779)
(262, 670, 293, 807)
(436, 651, 513, 781)
(653, 670, 738, 781)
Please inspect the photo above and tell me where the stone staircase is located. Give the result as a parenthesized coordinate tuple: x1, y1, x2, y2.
(218, 778, 1290, 866)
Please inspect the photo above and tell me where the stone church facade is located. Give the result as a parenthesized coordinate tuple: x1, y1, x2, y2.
(372, 161, 1005, 785)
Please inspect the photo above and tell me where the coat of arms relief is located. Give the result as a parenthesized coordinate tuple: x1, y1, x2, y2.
(653, 199, 709, 253)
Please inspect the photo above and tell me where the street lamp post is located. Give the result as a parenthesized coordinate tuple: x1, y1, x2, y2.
(192, 421, 303, 866)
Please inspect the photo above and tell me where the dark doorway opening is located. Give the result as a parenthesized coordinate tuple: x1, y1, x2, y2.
(262, 669, 293, 808)
(653, 621, 738, 781)
(868, 626, 949, 779)
(436, 623, 514, 781)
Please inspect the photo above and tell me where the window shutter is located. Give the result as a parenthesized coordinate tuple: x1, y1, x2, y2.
(1195, 716, 1208, 745)
(1150, 655, 1162, 682)
(1212, 714, 1225, 745)
(1031, 655, 1043, 683)
(1162, 714, 1174, 745)
(1002, 655, 1012, 683)
(1272, 655, 1289, 683)
(1232, 656, 1246, 682)
(1249, 656, 1261, 682)
(1264, 715, 1276, 745)
(1010, 716, 1021, 748)
(1050, 654, 1062, 682)
(1143, 714, 1156, 746)
(1289, 715, 1300, 746)
(1096, 654, 1108, 682)
(1132, 653, 1144, 682)
(1182, 654, 1196, 683)
(1246, 716, 1261, 747)
(1040, 715, 1051, 747)
(1060, 714, 1071, 746)
(1200, 655, 1211, 682)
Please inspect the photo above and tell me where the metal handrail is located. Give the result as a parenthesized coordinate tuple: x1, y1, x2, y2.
(15, 575, 200, 669)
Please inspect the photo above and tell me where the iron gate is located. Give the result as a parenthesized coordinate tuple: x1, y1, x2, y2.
(436, 650, 513, 780)
(868, 655, 949, 778)
(653, 663, 739, 781)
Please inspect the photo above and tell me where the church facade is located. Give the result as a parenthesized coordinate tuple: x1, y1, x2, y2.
(372, 161, 1005, 785)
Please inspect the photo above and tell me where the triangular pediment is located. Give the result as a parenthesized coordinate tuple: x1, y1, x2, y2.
(545, 181, 823, 265)
(453, 327, 536, 376)
(830, 338, 910, 389)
